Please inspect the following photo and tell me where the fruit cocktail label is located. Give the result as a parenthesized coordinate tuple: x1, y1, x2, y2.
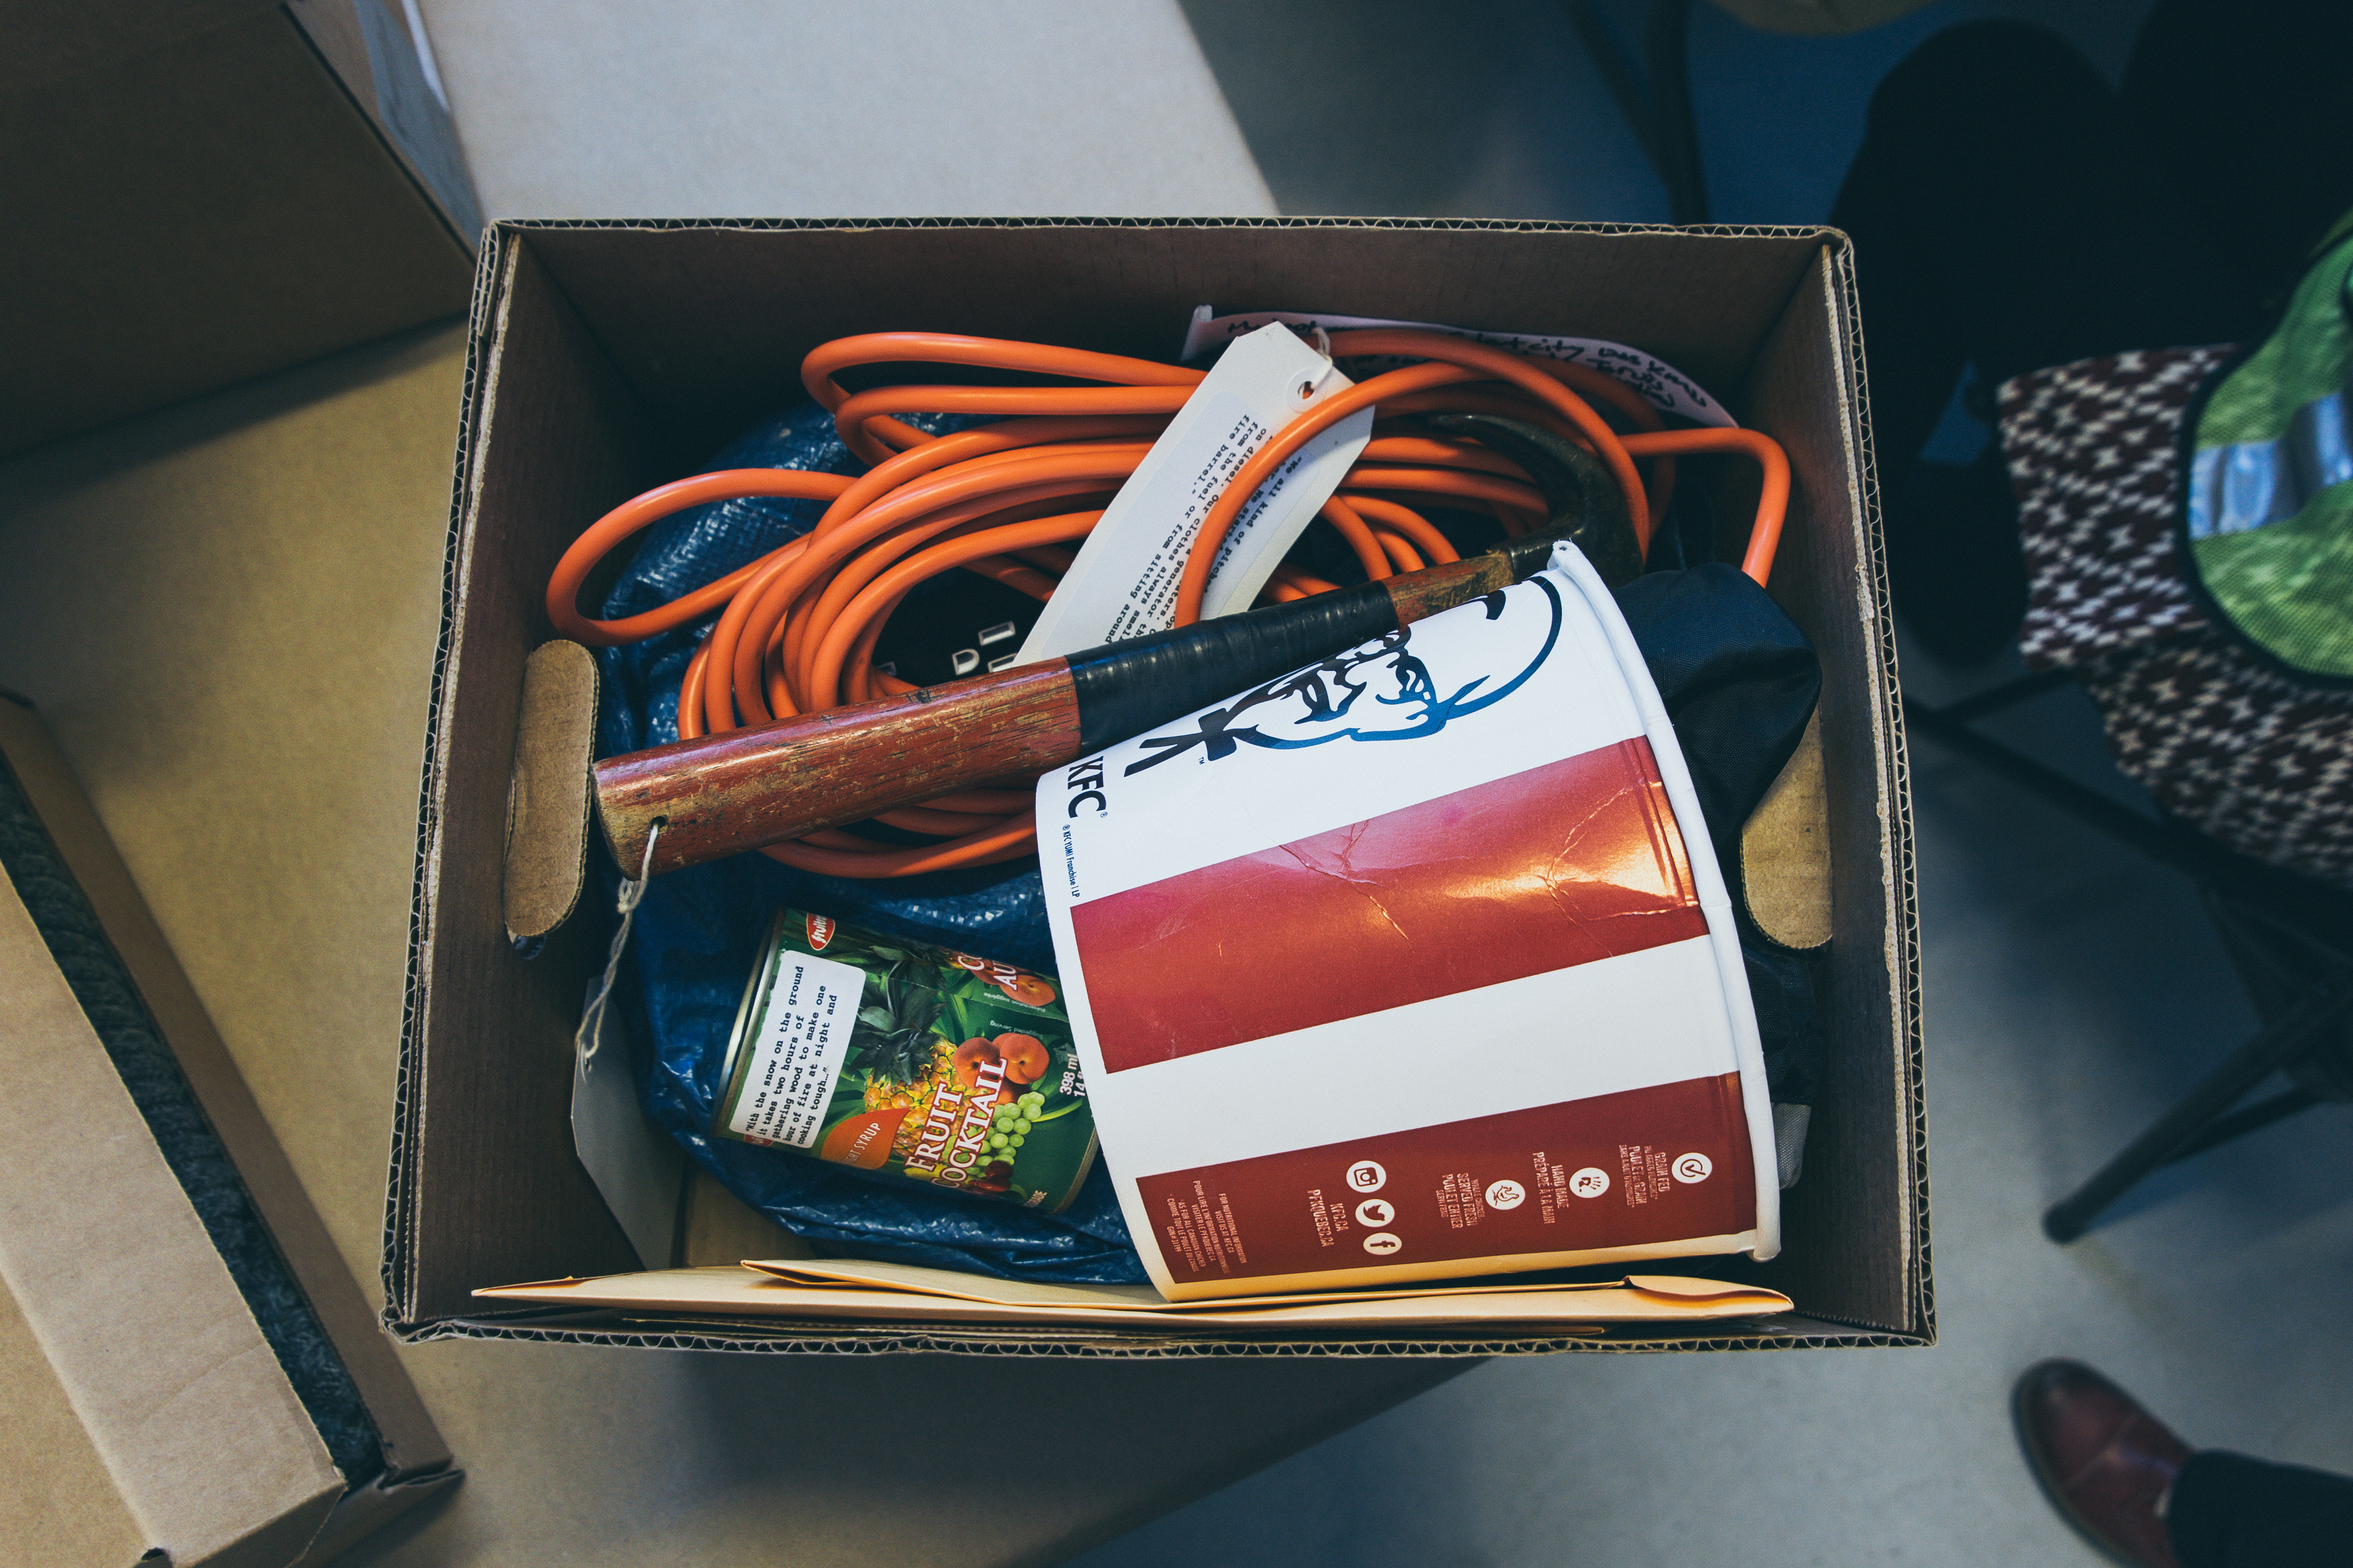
(715, 910, 1098, 1213)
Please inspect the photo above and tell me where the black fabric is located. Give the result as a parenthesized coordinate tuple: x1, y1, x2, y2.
(1829, 1, 2353, 662)
(1613, 564, 1820, 879)
(2170, 1449, 2353, 1567)
(1068, 580, 1398, 754)
(1614, 564, 1826, 1112)
(1742, 942, 1822, 1110)
(0, 745, 381, 1487)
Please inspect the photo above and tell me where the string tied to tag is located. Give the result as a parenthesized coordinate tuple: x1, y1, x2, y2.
(1293, 324, 1338, 402)
(576, 820, 660, 1068)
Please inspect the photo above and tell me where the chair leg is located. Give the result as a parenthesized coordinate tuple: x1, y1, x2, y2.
(1643, 0, 1708, 225)
(2161, 1087, 2321, 1167)
(1904, 694, 2349, 947)
(2044, 983, 2353, 1242)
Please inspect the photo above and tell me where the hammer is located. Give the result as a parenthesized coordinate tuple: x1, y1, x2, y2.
(595, 421, 1632, 877)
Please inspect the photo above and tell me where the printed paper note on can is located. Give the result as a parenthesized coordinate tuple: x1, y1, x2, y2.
(1037, 542, 1780, 1299)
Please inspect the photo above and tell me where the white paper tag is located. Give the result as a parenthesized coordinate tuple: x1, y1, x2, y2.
(1015, 323, 1375, 661)
(572, 985, 685, 1270)
(723, 949, 866, 1148)
(1182, 307, 1736, 429)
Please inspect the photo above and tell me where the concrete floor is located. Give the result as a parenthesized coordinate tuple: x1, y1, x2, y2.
(1175, 0, 2148, 226)
(413, 0, 1276, 221)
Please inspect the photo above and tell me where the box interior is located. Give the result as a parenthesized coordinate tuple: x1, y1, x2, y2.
(393, 221, 1926, 1353)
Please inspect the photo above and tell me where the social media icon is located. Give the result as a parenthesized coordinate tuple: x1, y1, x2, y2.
(1570, 1166, 1610, 1198)
(1345, 1160, 1387, 1193)
(1362, 1231, 1403, 1255)
(1355, 1198, 1395, 1227)
(1484, 1179, 1526, 1210)
(1672, 1152, 1713, 1184)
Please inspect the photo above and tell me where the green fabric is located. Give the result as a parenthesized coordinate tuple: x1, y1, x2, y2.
(2196, 233, 2353, 448)
(2187, 216, 2353, 678)
(2194, 484, 2353, 675)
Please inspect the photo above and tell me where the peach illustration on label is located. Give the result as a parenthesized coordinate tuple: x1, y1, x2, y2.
(996, 972, 1058, 1007)
(950, 1037, 1001, 1092)
(995, 1033, 1051, 1084)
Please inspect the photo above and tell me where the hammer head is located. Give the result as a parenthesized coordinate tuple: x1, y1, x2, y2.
(1427, 413, 1646, 588)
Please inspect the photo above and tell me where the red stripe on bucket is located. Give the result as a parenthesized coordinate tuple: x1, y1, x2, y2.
(1136, 1072, 1754, 1284)
(1075, 737, 1704, 1072)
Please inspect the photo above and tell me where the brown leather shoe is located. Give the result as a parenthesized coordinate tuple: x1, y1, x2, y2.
(2014, 1360, 2191, 1568)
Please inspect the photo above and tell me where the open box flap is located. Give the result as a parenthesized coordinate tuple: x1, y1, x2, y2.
(503, 639, 598, 945)
(742, 1254, 1789, 1313)
(475, 1262, 1789, 1331)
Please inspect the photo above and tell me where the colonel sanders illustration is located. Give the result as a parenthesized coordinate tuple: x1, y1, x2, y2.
(1124, 574, 1566, 775)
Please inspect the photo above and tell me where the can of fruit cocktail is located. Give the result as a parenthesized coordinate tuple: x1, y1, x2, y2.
(713, 909, 1098, 1212)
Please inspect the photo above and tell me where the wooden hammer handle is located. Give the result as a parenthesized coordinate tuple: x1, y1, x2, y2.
(595, 663, 1080, 877)
(596, 541, 1555, 876)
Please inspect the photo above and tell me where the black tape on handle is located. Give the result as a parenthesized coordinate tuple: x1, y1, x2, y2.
(1066, 582, 1398, 755)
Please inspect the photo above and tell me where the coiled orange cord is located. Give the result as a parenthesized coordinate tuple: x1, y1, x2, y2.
(547, 330, 1790, 878)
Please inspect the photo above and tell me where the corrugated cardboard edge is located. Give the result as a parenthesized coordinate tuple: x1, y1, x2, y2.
(1814, 237, 1931, 1343)
(0, 697, 455, 1482)
(384, 231, 518, 1335)
(0, 871, 343, 1565)
(1724, 239, 1927, 1342)
(396, 1312, 1892, 1357)
(381, 219, 1930, 1356)
(502, 640, 597, 943)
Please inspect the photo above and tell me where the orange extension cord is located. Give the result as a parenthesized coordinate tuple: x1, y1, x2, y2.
(547, 329, 1790, 878)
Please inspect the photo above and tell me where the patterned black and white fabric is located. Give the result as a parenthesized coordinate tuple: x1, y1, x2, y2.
(1999, 346, 2353, 888)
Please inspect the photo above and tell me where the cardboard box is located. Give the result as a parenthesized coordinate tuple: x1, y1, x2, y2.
(3, 0, 481, 456)
(388, 220, 1928, 1354)
(0, 696, 460, 1564)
